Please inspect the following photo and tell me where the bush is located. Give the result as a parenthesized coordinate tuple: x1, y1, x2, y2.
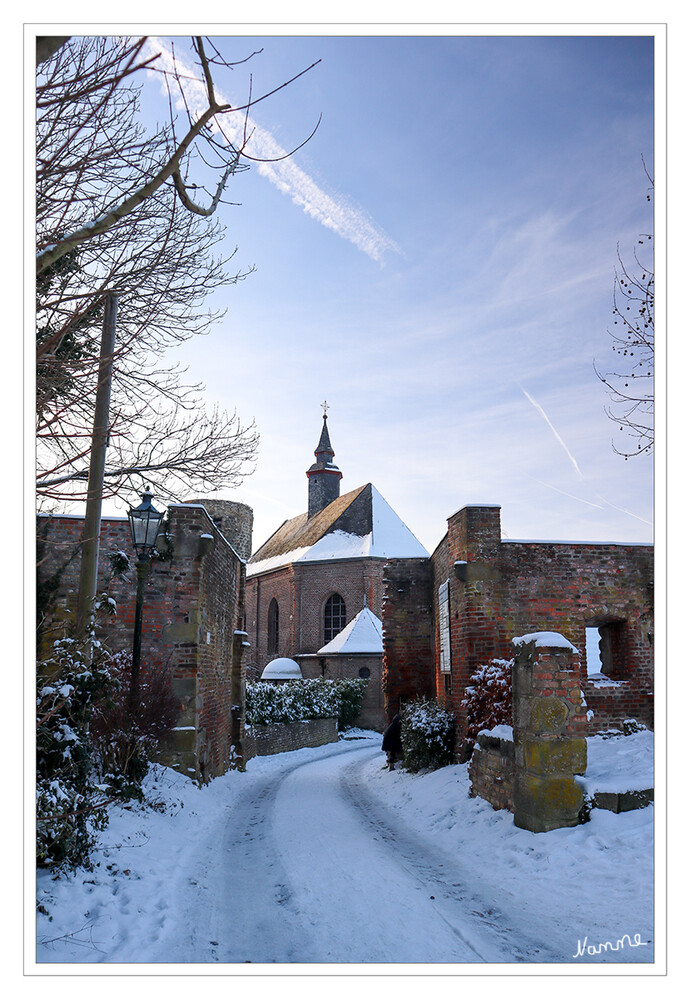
(36, 639, 178, 869)
(90, 651, 179, 802)
(400, 698, 455, 772)
(334, 677, 368, 730)
(461, 658, 513, 750)
(246, 677, 367, 730)
(36, 638, 112, 869)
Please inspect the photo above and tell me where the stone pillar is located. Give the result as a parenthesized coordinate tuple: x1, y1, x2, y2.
(511, 633, 587, 832)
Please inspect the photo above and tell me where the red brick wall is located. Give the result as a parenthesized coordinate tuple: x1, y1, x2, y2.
(382, 505, 653, 744)
(37, 503, 247, 779)
(381, 558, 434, 721)
(295, 559, 384, 654)
(244, 565, 298, 679)
(244, 557, 386, 679)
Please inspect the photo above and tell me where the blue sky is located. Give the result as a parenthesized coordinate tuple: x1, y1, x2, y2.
(128, 30, 655, 554)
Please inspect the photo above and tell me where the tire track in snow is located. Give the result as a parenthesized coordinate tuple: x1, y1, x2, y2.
(184, 740, 370, 963)
(339, 751, 562, 964)
(270, 743, 500, 963)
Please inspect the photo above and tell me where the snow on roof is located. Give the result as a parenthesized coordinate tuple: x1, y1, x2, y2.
(260, 658, 303, 680)
(317, 606, 384, 655)
(300, 530, 370, 560)
(246, 546, 311, 578)
(247, 483, 428, 577)
(370, 485, 429, 558)
(299, 486, 428, 562)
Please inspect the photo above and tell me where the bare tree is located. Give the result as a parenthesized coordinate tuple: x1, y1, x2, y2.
(36, 35, 319, 503)
(595, 173, 654, 458)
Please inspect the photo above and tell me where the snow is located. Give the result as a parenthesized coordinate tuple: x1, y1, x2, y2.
(586, 674, 626, 687)
(369, 485, 429, 557)
(246, 546, 311, 577)
(479, 724, 513, 741)
(34, 729, 654, 968)
(301, 529, 372, 559)
(299, 487, 429, 563)
(261, 658, 303, 680)
(503, 539, 651, 547)
(512, 631, 579, 652)
(579, 730, 654, 794)
(247, 485, 428, 577)
(317, 606, 383, 654)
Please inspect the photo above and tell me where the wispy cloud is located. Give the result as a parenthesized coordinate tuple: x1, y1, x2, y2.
(520, 386, 584, 479)
(144, 38, 400, 263)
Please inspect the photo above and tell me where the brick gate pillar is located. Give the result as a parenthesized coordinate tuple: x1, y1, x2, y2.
(511, 632, 588, 832)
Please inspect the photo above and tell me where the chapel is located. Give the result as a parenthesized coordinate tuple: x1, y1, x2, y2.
(244, 409, 429, 729)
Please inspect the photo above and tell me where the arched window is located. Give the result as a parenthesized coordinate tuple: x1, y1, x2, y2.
(268, 599, 279, 655)
(324, 593, 346, 644)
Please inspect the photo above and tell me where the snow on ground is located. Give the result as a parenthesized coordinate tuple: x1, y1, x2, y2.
(579, 729, 654, 794)
(33, 730, 654, 968)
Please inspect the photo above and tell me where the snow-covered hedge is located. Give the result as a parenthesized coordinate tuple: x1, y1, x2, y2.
(400, 698, 455, 772)
(246, 678, 367, 730)
(461, 659, 513, 749)
(36, 638, 113, 869)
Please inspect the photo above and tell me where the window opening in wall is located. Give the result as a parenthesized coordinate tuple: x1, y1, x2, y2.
(268, 598, 279, 656)
(586, 621, 627, 679)
(585, 626, 603, 676)
(324, 593, 346, 643)
(358, 666, 371, 679)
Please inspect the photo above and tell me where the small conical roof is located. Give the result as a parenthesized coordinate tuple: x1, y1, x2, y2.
(315, 414, 335, 459)
(317, 606, 383, 655)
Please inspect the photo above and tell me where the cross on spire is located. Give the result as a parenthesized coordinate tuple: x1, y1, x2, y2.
(321, 399, 330, 417)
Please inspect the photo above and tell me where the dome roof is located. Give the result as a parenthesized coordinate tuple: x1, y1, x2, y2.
(261, 657, 303, 680)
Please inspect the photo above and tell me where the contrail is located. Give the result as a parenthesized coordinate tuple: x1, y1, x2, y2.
(595, 494, 653, 527)
(533, 478, 604, 509)
(520, 386, 584, 479)
(144, 37, 400, 263)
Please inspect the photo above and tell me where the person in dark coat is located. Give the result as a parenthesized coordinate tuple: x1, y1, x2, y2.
(381, 713, 403, 771)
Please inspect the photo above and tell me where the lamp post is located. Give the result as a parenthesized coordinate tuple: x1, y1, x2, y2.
(126, 486, 165, 713)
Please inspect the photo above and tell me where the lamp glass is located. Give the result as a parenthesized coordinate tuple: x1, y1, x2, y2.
(128, 488, 164, 556)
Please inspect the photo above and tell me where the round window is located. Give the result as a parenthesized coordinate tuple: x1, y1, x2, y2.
(358, 666, 371, 679)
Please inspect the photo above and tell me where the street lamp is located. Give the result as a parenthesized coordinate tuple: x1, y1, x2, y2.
(126, 486, 165, 712)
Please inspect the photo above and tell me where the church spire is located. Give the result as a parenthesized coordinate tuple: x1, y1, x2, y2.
(306, 402, 342, 518)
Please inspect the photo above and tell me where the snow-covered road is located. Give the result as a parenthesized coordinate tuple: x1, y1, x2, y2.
(150, 742, 532, 964)
(268, 743, 554, 963)
(138, 739, 554, 964)
(35, 731, 654, 967)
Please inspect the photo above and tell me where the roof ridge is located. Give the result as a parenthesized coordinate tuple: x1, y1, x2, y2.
(249, 483, 368, 563)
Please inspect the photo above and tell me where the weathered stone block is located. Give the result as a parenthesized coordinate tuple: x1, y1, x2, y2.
(163, 621, 199, 643)
(592, 791, 619, 813)
(618, 788, 654, 811)
(514, 772, 584, 832)
(454, 561, 501, 583)
(529, 696, 569, 734)
(522, 737, 587, 776)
